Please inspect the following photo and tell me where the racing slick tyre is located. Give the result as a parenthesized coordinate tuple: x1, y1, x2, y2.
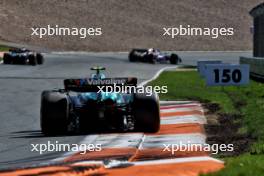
(29, 55, 37, 66)
(3, 53, 11, 64)
(133, 92, 160, 133)
(129, 51, 136, 62)
(41, 90, 69, 135)
(169, 54, 180, 64)
(36, 53, 44, 65)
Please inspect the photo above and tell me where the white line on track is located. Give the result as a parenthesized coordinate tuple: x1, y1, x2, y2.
(159, 101, 199, 105)
(73, 156, 223, 167)
(161, 115, 206, 125)
(138, 135, 146, 150)
(160, 107, 203, 113)
(51, 135, 99, 162)
(92, 133, 144, 148)
(141, 133, 206, 149)
(139, 66, 178, 87)
(132, 156, 224, 166)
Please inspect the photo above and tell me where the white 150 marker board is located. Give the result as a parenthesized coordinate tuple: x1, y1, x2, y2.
(197, 60, 222, 77)
(205, 64, 250, 86)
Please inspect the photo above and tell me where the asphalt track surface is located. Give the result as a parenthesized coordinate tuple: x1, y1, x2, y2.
(0, 51, 251, 170)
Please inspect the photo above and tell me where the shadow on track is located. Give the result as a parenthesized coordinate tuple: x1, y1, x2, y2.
(10, 130, 139, 139)
(9, 130, 85, 138)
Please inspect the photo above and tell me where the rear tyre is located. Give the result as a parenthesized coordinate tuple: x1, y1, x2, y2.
(36, 53, 44, 65)
(129, 51, 136, 62)
(169, 54, 180, 64)
(29, 55, 37, 65)
(3, 53, 11, 64)
(133, 92, 160, 133)
(41, 90, 69, 135)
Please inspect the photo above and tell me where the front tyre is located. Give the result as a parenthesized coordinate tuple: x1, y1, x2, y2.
(133, 92, 160, 133)
(36, 53, 44, 64)
(169, 53, 180, 64)
(41, 90, 69, 135)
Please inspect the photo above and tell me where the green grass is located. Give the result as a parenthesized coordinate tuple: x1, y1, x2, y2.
(149, 70, 264, 176)
(0, 45, 10, 51)
(202, 154, 264, 176)
(0, 45, 10, 61)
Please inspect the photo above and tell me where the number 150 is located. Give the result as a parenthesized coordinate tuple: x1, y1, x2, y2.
(214, 69, 242, 83)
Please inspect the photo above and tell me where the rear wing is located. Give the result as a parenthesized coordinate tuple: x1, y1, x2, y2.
(9, 48, 30, 53)
(64, 77, 137, 92)
(132, 49, 148, 53)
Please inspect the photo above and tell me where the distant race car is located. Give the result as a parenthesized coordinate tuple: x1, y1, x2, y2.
(129, 48, 182, 64)
(3, 48, 44, 65)
(40, 66, 160, 135)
